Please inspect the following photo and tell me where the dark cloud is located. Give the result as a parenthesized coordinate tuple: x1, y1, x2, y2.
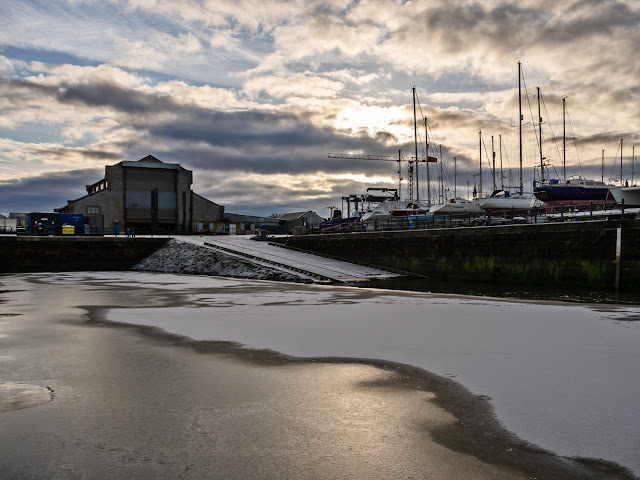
(418, 0, 638, 57)
(57, 81, 183, 114)
(423, 3, 545, 53)
(0, 168, 101, 214)
(537, 0, 640, 46)
(27, 147, 121, 162)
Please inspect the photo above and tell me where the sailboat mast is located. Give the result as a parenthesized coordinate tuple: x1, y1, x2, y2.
(492, 136, 496, 191)
(633, 146, 635, 186)
(454, 156, 457, 198)
(537, 86, 543, 184)
(621, 139, 623, 185)
(563, 97, 566, 181)
(413, 87, 419, 201)
(479, 130, 483, 198)
(499, 134, 504, 190)
(439, 144, 443, 202)
(518, 61, 523, 195)
(398, 149, 402, 200)
(424, 117, 431, 205)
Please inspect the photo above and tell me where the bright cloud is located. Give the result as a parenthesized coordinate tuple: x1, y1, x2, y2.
(0, 0, 638, 215)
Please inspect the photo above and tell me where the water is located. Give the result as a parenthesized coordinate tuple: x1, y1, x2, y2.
(1, 272, 638, 478)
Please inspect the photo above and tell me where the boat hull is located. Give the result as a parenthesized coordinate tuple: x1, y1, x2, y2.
(534, 185, 611, 202)
(609, 186, 640, 207)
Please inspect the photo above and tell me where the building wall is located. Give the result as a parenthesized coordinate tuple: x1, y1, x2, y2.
(60, 157, 221, 233)
(190, 192, 224, 232)
(65, 189, 122, 232)
(176, 169, 193, 230)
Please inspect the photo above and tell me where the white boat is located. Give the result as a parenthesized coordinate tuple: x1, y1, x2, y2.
(609, 185, 640, 207)
(361, 200, 430, 222)
(474, 62, 545, 213)
(477, 189, 543, 211)
(429, 197, 482, 215)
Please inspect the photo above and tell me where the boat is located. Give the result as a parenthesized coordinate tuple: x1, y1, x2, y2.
(475, 62, 543, 213)
(533, 176, 612, 202)
(477, 189, 542, 211)
(598, 185, 640, 207)
(532, 96, 614, 209)
(607, 141, 639, 206)
(429, 197, 482, 215)
(361, 199, 430, 222)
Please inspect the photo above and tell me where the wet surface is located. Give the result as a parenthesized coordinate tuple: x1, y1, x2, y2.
(362, 276, 640, 305)
(0, 384, 53, 414)
(0, 274, 636, 479)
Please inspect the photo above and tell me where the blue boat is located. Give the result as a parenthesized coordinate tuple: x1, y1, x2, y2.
(533, 177, 612, 202)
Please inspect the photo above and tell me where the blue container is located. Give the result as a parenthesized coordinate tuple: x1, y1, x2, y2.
(28, 213, 61, 235)
(61, 213, 84, 232)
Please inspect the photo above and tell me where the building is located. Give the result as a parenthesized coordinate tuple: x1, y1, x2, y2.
(58, 155, 224, 233)
(278, 211, 325, 233)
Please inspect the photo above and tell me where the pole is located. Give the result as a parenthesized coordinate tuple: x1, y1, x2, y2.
(492, 135, 496, 191)
(479, 130, 483, 198)
(499, 134, 504, 190)
(538, 86, 543, 184)
(439, 144, 443, 203)
(632, 146, 635, 186)
(425, 117, 431, 205)
(602, 149, 605, 182)
(518, 61, 523, 195)
(621, 139, 624, 185)
(398, 149, 402, 200)
(454, 156, 457, 198)
(413, 87, 419, 201)
(563, 97, 566, 181)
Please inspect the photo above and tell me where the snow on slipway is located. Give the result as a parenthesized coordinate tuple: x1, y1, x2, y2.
(134, 235, 397, 283)
(132, 238, 308, 282)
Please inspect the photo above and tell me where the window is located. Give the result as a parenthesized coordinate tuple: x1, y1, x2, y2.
(87, 206, 101, 214)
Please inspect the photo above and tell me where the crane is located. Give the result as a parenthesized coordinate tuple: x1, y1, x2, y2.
(328, 151, 436, 201)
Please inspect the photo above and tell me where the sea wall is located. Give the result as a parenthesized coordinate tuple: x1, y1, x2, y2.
(0, 236, 169, 273)
(277, 220, 640, 292)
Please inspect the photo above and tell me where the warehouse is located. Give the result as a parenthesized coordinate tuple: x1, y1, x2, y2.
(58, 155, 224, 234)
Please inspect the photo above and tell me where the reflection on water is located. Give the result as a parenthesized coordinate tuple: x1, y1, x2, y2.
(362, 276, 637, 305)
(0, 383, 53, 413)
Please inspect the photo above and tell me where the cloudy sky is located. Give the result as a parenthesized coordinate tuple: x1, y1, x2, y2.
(1, 0, 639, 217)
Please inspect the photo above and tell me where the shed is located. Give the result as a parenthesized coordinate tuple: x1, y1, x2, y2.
(278, 211, 324, 233)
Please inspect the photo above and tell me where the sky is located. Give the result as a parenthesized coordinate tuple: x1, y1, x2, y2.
(0, 0, 639, 217)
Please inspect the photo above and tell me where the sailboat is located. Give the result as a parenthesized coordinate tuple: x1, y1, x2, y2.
(428, 152, 482, 214)
(608, 142, 640, 206)
(476, 62, 543, 213)
(532, 96, 614, 209)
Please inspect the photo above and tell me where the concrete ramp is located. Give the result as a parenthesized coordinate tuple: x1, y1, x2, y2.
(175, 236, 397, 282)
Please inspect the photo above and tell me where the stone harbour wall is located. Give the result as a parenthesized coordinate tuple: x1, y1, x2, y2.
(277, 220, 640, 292)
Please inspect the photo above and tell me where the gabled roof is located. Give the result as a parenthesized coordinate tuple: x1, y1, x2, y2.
(278, 211, 319, 221)
(137, 155, 162, 163)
